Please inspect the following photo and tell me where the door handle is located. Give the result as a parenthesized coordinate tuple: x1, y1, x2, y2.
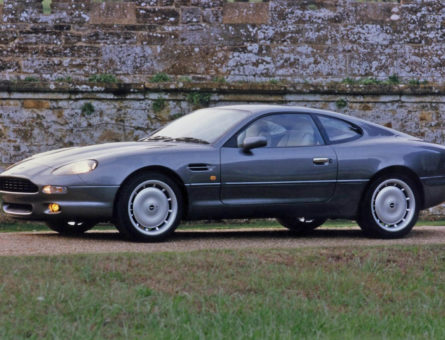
(313, 157, 330, 165)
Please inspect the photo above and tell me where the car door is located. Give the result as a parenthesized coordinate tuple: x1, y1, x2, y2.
(220, 113, 338, 205)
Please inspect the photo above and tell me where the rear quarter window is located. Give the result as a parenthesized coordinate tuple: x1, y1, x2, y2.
(318, 116, 362, 143)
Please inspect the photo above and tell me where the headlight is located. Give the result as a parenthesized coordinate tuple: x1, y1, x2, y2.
(52, 160, 98, 175)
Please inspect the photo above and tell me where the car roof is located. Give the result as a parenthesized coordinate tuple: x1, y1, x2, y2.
(214, 104, 362, 123)
(212, 104, 412, 139)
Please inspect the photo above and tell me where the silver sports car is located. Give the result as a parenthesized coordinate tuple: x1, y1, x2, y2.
(1, 105, 445, 241)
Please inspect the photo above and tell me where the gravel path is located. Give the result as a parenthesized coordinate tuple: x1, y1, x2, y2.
(1, 226, 445, 256)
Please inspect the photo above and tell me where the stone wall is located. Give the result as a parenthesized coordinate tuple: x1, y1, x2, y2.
(2, 81, 445, 165)
(0, 0, 443, 83)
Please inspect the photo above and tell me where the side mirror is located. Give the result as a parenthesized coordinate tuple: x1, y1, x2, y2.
(242, 136, 267, 152)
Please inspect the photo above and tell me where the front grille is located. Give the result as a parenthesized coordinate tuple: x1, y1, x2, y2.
(0, 177, 38, 193)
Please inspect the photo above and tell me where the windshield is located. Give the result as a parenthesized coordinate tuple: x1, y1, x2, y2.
(146, 108, 250, 144)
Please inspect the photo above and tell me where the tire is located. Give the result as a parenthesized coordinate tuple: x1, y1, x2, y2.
(357, 175, 419, 238)
(46, 220, 96, 235)
(276, 217, 327, 233)
(114, 172, 182, 242)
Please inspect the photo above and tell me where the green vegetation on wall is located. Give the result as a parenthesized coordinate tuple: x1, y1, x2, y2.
(81, 102, 95, 116)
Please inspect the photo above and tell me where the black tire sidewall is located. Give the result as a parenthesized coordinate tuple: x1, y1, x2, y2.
(115, 172, 183, 242)
(358, 175, 419, 238)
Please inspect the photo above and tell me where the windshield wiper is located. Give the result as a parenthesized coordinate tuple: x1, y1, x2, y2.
(142, 135, 175, 142)
(142, 135, 209, 144)
(173, 137, 210, 144)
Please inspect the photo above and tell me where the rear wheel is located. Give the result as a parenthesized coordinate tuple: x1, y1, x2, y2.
(357, 175, 419, 238)
(114, 172, 182, 242)
(277, 217, 327, 233)
(46, 220, 96, 235)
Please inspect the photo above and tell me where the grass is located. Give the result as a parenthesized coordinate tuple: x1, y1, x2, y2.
(212, 76, 227, 84)
(0, 219, 443, 233)
(88, 74, 118, 84)
(186, 92, 211, 107)
(0, 245, 444, 339)
(152, 97, 166, 113)
(43, 0, 51, 14)
(55, 76, 73, 83)
(342, 74, 429, 86)
(81, 102, 95, 116)
(335, 98, 348, 108)
(149, 73, 170, 83)
(24, 76, 39, 82)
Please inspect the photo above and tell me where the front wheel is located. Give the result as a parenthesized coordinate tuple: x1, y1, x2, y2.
(357, 175, 419, 238)
(46, 220, 97, 235)
(276, 217, 327, 233)
(114, 172, 182, 242)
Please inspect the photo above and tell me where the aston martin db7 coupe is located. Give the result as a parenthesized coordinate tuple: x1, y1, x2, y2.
(1, 105, 445, 241)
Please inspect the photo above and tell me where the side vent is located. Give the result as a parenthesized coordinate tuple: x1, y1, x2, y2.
(188, 163, 210, 172)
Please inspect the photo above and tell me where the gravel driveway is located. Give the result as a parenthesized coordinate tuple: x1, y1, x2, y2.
(1, 226, 445, 256)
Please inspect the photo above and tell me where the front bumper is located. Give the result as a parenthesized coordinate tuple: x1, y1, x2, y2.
(1, 186, 119, 221)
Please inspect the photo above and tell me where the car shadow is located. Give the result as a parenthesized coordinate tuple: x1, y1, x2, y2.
(172, 228, 366, 240)
(38, 227, 366, 242)
(35, 226, 437, 243)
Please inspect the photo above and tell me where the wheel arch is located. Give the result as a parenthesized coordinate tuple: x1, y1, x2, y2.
(362, 165, 425, 210)
(112, 166, 189, 221)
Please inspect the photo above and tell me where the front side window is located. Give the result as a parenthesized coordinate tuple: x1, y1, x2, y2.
(237, 114, 324, 148)
(318, 116, 362, 143)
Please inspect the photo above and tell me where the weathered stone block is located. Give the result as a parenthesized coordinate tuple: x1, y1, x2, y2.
(218, 24, 258, 45)
(270, 0, 346, 25)
(158, 45, 228, 75)
(39, 45, 101, 58)
(272, 45, 348, 78)
(81, 31, 137, 45)
(258, 23, 343, 45)
(349, 2, 399, 25)
(23, 99, 51, 109)
(202, 8, 222, 24)
(348, 45, 400, 78)
(3, 0, 43, 23)
(0, 30, 17, 45)
(0, 59, 20, 72)
(174, 0, 190, 7)
(0, 45, 39, 58)
(138, 31, 178, 45)
(225, 44, 275, 78)
(181, 7, 201, 24)
(223, 3, 269, 25)
(51, 0, 92, 24)
(90, 2, 137, 25)
(136, 0, 175, 6)
(100, 45, 159, 74)
(16, 31, 63, 46)
(191, 0, 223, 9)
(398, 45, 445, 81)
(63, 32, 82, 45)
(136, 7, 180, 25)
(21, 58, 100, 75)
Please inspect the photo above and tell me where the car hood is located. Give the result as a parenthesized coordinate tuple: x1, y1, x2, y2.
(1, 141, 198, 177)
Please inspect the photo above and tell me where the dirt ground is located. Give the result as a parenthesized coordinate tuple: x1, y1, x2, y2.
(1, 226, 445, 256)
